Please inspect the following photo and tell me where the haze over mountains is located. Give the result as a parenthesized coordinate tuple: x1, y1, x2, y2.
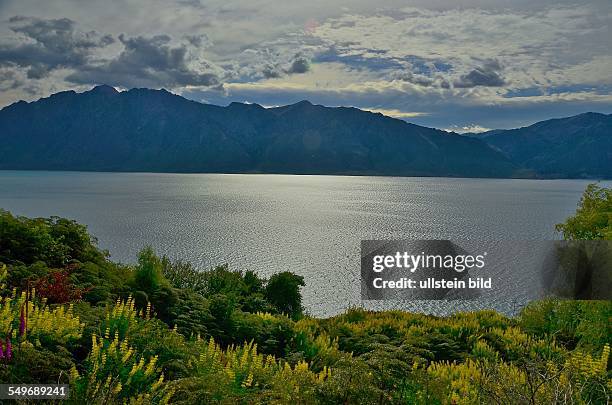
(0, 85, 610, 179)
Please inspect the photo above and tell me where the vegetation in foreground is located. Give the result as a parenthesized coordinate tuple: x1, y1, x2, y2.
(0, 184, 610, 404)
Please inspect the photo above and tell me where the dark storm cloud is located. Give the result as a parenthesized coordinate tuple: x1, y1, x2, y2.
(454, 59, 506, 88)
(0, 16, 114, 79)
(395, 59, 505, 89)
(394, 71, 452, 88)
(0, 16, 222, 90)
(247, 52, 311, 80)
(286, 55, 310, 74)
(262, 65, 282, 78)
(65, 33, 221, 88)
(9, 16, 114, 51)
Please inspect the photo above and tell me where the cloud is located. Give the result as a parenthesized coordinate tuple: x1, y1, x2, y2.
(444, 124, 492, 134)
(360, 107, 428, 118)
(261, 65, 282, 79)
(454, 59, 505, 88)
(184, 72, 612, 130)
(0, 16, 223, 90)
(8, 16, 114, 52)
(236, 47, 316, 81)
(0, 68, 23, 90)
(65, 33, 222, 88)
(0, 16, 114, 80)
(393, 71, 451, 88)
(0, 1, 610, 129)
(310, 5, 611, 93)
(286, 54, 310, 74)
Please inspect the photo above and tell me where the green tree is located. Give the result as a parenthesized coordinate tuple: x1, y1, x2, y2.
(133, 246, 169, 294)
(556, 183, 612, 240)
(265, 272, 305, 319)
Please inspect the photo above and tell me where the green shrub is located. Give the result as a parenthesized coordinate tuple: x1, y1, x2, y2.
(519, 299, 612, 352)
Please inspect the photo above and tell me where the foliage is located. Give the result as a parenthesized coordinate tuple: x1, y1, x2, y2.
(0, 209, 105, 267)
(425, 343, 611, 404)
(33, 267, 90, 303)
(519, 299, 612, 352)
(1, 210, 611, 403)
(0, 289, 83, 347)
(556, 183, 612, 240)
(134, 247, 170, 294)
(265, 271, 305, 320)
(69, 298, 174, 404)
(0, 272, 84, 383)
(167, 337, 330, 403)
(160, 257, 206, 292)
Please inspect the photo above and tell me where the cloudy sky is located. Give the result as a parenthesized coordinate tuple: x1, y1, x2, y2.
(0, 0, 611, 130)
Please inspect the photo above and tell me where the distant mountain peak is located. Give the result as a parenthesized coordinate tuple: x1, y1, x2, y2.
(228, 101, 265, 110)
(293, 100, 314, 107)
(89, 84, 119, 95)
(571, 111, 609, 121)
(576, 111, 605, 117)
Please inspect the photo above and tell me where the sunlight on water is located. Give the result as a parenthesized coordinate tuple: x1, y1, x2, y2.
(1, 171, 608, 317)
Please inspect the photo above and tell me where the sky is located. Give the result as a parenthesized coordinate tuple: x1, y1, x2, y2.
(0, 0, 611, 131)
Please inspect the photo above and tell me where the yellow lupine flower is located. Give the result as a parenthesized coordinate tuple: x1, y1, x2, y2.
(70, 366, 80, 381)
(151, 374, 165, 391)
(121, 348, 134, 363)
(242, 373, 254, 388)
(144, 355, 158, 376)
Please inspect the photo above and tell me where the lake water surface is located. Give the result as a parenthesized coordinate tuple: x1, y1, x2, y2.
(0, 171, 607, 317)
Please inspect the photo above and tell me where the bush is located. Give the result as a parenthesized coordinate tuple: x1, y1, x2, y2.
(0, 344, 75, 384)
(33, 268, 89, 303)
(519, 299, 612, 352)
(232, 311, 295, 356)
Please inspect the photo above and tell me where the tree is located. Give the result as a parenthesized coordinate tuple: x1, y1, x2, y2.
(556, 183, 612, 240)
(265, 272, 305, 319)
(133, 246, 168, 294)
(551, 184, 612, 299)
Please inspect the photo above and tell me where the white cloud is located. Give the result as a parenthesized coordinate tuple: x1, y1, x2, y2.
(360, 108, 428, 118)
(310, 5, 612, 91)
(444, 124, 491, 134)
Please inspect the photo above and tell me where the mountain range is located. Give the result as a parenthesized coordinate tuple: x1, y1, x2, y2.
(0, 85, 610, 179)
(475, 113, 612, 178)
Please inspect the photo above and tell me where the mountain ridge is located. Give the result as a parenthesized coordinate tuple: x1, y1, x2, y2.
(0, 85, 610, 178)
(473, 111, 612, 178)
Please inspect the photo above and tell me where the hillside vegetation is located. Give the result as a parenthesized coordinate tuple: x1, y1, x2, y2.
(0, 185, 610, 403)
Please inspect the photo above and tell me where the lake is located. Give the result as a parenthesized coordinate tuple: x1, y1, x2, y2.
(0, 171, 607, 317)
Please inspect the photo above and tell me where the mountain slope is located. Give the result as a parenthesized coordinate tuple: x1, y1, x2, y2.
(479, 112, 612, 178)
(0, 85, 519, 178)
